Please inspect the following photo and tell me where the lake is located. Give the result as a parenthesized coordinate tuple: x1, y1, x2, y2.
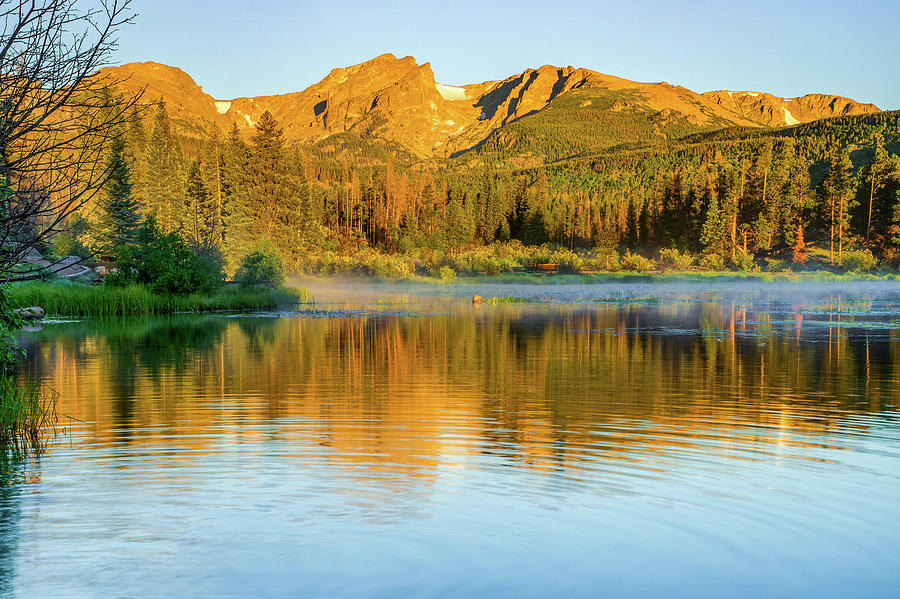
(3, 280, 900, 598)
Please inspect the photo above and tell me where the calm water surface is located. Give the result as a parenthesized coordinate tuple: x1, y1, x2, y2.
(3, 281, 900, 598)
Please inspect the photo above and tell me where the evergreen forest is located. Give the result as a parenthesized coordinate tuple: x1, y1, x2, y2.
(86, 101, 900, 277)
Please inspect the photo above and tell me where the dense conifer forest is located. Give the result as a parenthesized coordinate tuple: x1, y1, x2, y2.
(86, 102, 900, 276)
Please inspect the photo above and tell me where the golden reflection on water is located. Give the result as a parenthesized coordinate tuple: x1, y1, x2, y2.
(20, 300, 899, 485)
(4, 297, 900, 599)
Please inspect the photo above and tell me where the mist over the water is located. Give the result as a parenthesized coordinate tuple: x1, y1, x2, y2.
(290, 275, 900, 306)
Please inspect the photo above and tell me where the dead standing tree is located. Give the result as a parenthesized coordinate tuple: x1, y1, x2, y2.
(0, 0, 139, 279)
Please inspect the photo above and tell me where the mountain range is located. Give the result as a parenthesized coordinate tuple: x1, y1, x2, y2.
(102, 54, 880, 162)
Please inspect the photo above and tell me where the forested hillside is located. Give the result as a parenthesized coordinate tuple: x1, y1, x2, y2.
(80, 98, 899, 276)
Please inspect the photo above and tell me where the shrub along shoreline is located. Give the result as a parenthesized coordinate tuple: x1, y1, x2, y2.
(8, 217, 310, 318)
(290, 241, 887, 280)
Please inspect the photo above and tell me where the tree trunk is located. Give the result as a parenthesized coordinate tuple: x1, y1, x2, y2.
(829, 198, 835, 265)
(867, 168, 876, 244)
(215, 145, 223, 243)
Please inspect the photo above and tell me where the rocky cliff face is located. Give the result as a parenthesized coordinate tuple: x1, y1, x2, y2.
(181, 54, 481, 157)
(100, 55, 881, 159)
(101, 62, 232, 135)
(702, 90, 879, 127)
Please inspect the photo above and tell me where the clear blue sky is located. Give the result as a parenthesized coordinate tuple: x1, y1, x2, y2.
(116, 0, 900, 109)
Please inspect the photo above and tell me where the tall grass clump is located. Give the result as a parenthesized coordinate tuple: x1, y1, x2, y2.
(0, 284, 56, 451)
(9, 282, 311, 316)
(0, 377, 56, 451)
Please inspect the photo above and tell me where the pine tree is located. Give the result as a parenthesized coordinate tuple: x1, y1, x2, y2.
(781, 143, 811, 247)
(823, 148, 853, 264)
(184, 159, 218, 256)
(718, 166, 741, 261)
(700, 187, 725, 256)
(142, 100, 184, 232)
(866, 133, 889, 243)
(97, 136, 142, 250)
(886, 158, 900, 253)
(124, 107, 148, 203)
(445, 187, 476, 247)
(201, 128, 226, 248)
(750, 142, 773, 249)
(250, 110, 284, 236)
(221, 123, 254, 272)
(249, 112, 291, 233)
(835, 150, 857, 264)
(290, 149, 316, 239)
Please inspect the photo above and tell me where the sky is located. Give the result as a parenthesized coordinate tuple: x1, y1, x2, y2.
(115, 0, 900, 109)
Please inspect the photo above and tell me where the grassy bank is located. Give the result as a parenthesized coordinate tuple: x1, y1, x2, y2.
(0, 377, 56, 451)
(452, 270, 900, 285)
(291, 242, 895, 281)
(9, 282, 312, 316)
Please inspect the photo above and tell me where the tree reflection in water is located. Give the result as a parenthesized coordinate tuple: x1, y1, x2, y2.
(3, 297, 900, 598)
(16, 301, 899, 480)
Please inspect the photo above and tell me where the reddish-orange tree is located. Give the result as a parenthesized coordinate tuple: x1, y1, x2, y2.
(792, 224, 808, 267)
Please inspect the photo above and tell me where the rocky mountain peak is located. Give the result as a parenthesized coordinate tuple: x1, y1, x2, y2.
(98, 55, 883, 160)
(703, 90, 879, 127)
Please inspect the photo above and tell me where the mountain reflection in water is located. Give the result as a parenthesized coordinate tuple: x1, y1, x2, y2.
(3, 296, 899, 598)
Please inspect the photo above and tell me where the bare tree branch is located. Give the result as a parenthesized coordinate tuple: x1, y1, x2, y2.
(0, 0, 141, 276)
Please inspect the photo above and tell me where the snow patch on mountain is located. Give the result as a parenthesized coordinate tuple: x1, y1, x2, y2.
(233, 111, 254, 128)
(783, 106, 800, 126)
(436, 84, 469, 101)
(214, 101, 231, 114)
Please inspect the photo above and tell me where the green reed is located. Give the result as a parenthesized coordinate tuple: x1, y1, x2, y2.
(8, 282, 313, 316)
(0, 377, 56, 451)
(484, 296, 542, 305)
